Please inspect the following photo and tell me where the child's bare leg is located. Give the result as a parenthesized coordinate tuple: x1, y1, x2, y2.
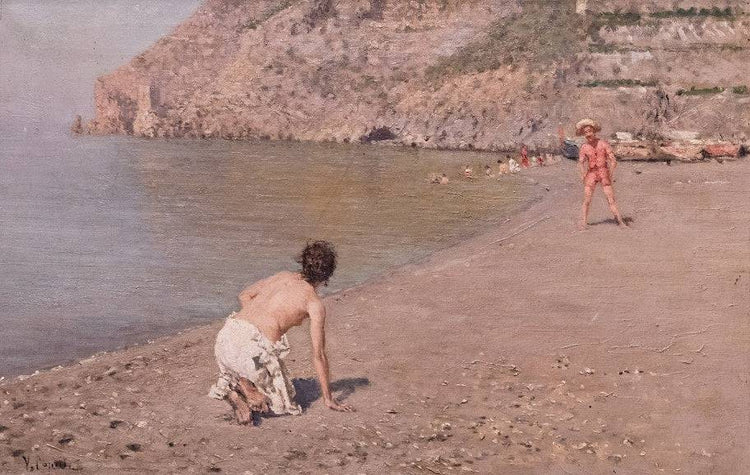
(602, 185, 626, 226)
(237, 378, 270, 413)
(226, 390, 251, 424)
(580, 184, 594, 230)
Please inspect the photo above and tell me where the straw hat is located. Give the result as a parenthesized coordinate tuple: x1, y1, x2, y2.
(575, 118, 601, 136)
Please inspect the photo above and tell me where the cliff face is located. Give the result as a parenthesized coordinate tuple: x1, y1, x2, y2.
(88, 0, 750, 149)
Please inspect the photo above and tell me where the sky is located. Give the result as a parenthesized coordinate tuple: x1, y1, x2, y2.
(0, 0, 202, 137)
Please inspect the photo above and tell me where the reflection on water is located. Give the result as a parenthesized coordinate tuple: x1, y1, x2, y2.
(0, 136, 538, 376)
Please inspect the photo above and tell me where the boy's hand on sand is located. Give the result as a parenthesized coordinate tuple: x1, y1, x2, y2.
(326, 399, 355, 412)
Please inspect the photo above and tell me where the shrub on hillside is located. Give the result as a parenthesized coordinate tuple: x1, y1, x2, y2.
(425, 1, 583, 81)
(676, 86, 725, 96)
(651, 7, 733, 19)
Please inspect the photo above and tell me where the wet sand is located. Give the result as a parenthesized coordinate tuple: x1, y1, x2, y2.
(1, 158, 748, 474)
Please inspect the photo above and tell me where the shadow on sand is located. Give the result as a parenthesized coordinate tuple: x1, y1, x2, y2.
(293, 377, 371, 409)
(589, 216, 635, 227)
(240, 377, 370, 426)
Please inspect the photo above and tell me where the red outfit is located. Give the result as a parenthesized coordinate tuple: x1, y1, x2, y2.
(520, 146, 530, 168)
(580, 139, 613, 187)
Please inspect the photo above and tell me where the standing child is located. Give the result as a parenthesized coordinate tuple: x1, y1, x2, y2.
(576, 119, 626, 229)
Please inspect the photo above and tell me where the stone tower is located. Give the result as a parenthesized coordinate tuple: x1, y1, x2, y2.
(137, 83, 160, 113)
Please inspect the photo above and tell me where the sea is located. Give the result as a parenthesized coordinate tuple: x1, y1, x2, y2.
(0, 1, 537, 376)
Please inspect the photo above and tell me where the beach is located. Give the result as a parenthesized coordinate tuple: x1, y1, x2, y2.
(1, 158, 747, 474)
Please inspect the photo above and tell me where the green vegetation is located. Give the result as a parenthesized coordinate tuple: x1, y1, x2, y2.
(588, 7, 737, 51)
(586, 10, 648, 47)
(595, 11, 642, 27)
(588, 42, 744, 53)
(720, 44, 745, 52)
(579, 79, 657, 88)
(425, 0, 584, 81)
(673, 85, 748, 96)
(651, 7, 733, 19)
(676, 86, 725, 96)
(427, 2, 741, 83)
(587, 43, 651, 53)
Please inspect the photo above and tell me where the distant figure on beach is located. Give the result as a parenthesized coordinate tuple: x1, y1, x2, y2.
(520, 144, 530, 168)
(508, 156, 521, 174)
(430, 173, 449, 184)
(497, 159, 509, 176)
(576, 119, 626, 229)
(464, 165, 474, 179)
(209, 241, 353, 424)
(484, 164, 494, 177)
(537, 153, 545, 167)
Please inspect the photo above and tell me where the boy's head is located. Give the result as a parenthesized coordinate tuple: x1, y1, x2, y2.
(298, 241, 337, 286)
(575, 118, 601, 138)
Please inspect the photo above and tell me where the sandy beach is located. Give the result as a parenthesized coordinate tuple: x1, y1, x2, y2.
(0, 158, 747, 474)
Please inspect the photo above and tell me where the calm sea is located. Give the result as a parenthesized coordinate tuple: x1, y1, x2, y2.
(0, 135, 538, 376)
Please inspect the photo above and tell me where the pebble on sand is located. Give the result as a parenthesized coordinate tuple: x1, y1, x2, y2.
(126, 443, 142, 452)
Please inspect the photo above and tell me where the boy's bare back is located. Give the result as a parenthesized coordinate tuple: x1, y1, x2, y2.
(234, 271, 321, 343)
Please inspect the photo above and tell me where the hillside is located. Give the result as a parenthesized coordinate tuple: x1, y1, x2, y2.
(86, 0, 750, 150)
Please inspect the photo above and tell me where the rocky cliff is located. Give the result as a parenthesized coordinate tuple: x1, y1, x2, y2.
(87, 0, 750, 150)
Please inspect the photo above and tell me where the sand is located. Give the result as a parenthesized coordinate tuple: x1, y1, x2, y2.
(1, 158, 748, 474)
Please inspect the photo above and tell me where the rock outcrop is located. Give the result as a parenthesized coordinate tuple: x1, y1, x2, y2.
(87, 0, 750, 151)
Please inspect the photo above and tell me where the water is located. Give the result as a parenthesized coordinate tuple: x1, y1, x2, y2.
(0, 0, 203, 136)
(0, 135, 538, 376)
(0, 0, 539, 376)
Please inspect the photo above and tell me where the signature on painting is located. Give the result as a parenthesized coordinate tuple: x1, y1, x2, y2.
(20, 454, 71, 472)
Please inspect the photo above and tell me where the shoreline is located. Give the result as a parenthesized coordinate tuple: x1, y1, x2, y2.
(3, 172, 546, 382)
(1, 158, 747, 473)
(73, 131, 750, 164)
(0, 134, 545, 379)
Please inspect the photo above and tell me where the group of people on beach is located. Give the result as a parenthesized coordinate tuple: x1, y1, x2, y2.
(431, 145, 562, 184)
(209, 118, 626, 425)
(490, 147, 563, 177)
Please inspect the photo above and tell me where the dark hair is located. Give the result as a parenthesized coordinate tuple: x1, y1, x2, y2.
(297, 241, 337, 285)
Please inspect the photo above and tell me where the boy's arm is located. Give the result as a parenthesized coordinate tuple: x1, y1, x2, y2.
(605, 141, 617, 174)
(309, 298, 353, 412)
(578, 151, 587, 182)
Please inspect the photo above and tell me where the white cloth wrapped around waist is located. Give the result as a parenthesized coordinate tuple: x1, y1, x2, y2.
(209, 314, 302, 415)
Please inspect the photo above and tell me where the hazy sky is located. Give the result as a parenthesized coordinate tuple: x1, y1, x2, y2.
(0, 0, 202, 137)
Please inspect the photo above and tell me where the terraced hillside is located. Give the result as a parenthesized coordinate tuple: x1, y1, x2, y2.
(87, 0, 749, 150)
